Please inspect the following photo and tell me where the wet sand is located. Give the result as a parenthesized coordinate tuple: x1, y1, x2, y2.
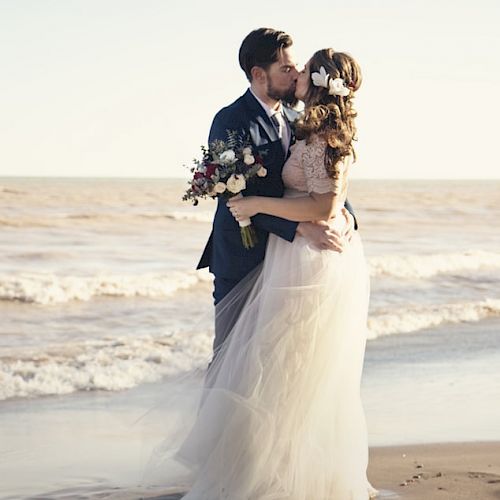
(15, 441, 499, 499)
(368, 441, 500, 499)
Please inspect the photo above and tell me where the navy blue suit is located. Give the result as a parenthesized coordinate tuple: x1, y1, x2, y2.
(197, 89, 358, 308)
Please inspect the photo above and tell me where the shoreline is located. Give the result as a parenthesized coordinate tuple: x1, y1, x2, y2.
(1, 441, 497, 499)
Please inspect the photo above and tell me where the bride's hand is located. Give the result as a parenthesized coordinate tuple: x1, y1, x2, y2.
(227, 196, 259, 222)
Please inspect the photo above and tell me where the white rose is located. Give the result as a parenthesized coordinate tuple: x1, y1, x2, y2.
(213, 182, 227, 194)
(242, 147, 252, 156)
(257, 166, 267, 177)
(243, 154, 255, 165)
(329, 78, 350, 97)
(226, 174, 246, 193)
(219, 150, 236, 164)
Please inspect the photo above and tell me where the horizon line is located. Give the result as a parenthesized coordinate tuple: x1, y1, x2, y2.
(1, 176, 499, 182)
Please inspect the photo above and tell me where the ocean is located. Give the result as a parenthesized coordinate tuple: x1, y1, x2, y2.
(0, 177, 499, 497)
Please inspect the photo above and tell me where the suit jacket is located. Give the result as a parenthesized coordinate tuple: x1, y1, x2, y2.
(197, 89, 358, 283)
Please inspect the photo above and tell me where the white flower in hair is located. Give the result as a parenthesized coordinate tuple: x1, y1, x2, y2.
(311, 65, 351, 97)
(311, 66, 330, 90)
(329, 77, 350, 97)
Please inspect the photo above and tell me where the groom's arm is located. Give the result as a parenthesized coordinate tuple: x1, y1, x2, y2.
(251, 212, 298, 242)
(344, 198, 358, 230)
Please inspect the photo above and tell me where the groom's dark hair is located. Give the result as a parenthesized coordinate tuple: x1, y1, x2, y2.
(239, 28, 293, 82)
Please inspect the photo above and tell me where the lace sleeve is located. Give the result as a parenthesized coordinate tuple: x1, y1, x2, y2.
(301, 136, 348, 195)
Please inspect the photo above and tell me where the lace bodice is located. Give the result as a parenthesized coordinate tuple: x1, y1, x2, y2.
(282, 136, 351, 200)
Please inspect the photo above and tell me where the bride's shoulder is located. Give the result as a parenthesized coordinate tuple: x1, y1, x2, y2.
(304, 133, 327, 149)
(302, 134, 352, 173)
(301, 134, 327, 166)
(292, 134, 325, 146)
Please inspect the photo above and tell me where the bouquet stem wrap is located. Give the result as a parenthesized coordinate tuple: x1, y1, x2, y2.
(231, 193, 257, 249)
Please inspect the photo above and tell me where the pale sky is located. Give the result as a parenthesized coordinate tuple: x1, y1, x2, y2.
(1, 0, 499, 179)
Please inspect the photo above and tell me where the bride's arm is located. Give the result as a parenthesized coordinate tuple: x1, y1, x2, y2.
(227, 191, 342, 222)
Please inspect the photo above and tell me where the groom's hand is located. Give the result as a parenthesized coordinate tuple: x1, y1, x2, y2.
(296, 221, 346, 252)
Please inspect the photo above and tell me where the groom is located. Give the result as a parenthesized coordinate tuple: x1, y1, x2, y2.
(197, 28, 358, 355)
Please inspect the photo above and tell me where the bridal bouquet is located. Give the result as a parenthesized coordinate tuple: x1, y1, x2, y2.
(182, 130, 267, 249)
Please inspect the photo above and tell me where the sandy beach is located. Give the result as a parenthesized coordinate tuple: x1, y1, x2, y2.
(99, 442, 500, 499)
(118, 442, 500, 500)
(134, 441, 500, 500)
(369, 441, 500, 500)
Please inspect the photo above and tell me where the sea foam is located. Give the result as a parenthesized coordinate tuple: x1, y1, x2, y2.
(1, 298, 499, 401)
(0, 269, 212, 305)
(1, 250, 498, 305)
(368, 298, 500, 339)
(0, 330, 212, 401)
(368, 250, 500, 279)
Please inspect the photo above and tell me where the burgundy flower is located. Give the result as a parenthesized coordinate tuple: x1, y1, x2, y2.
(205, 163, 218, 178)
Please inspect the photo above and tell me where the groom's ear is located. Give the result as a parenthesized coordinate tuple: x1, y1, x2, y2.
(251, 66, 267, 84)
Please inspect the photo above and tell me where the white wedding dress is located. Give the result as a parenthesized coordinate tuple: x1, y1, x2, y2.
(140, 136, 379, 499)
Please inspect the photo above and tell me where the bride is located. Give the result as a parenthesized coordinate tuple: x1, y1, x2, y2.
(141, 49, 378, 500)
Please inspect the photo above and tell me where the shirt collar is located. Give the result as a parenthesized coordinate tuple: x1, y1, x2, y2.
(249, 87, 283, 118)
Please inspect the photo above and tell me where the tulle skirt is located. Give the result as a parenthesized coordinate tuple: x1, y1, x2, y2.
(140, 217, 378, 499)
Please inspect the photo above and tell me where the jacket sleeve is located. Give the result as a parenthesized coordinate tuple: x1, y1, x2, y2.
(343, 198, 358, 230)
(208, 108, 245, 144)
(251, 213, 298, 242)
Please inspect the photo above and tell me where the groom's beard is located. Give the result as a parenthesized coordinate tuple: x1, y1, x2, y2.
(266, 81, 297, 107)
(283, 95, 299, 108)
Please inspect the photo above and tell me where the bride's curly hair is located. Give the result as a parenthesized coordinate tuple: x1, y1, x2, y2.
(295, 49, 362, 179)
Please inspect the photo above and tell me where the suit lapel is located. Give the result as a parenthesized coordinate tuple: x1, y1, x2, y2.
(255, 114, 279, 143)
(243, 90, 282, 155)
